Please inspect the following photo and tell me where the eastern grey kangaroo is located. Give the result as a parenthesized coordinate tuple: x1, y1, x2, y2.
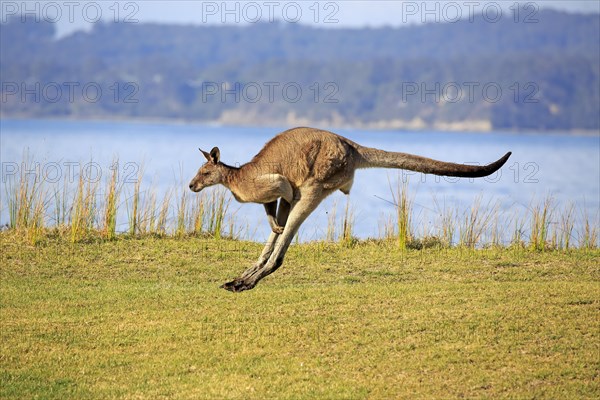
(189, 127, 511, 292)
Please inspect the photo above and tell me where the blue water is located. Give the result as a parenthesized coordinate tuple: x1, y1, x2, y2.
(1, 119, 598, 243)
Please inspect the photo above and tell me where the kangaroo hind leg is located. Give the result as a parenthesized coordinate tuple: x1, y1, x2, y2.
(236, 197, 293, 285)
(224, 188, 329, 292)
(264, 201, 284, 234)
(257, 174, 293, 234)
(277, 198, 291, 229)
(254, 174, 294, 203)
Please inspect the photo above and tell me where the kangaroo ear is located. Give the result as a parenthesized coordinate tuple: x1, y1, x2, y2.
(209, 147, 220, 163)
(199, 148, 211, 161)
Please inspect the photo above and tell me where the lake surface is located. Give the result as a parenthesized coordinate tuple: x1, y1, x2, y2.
(1, 119, 598, 244)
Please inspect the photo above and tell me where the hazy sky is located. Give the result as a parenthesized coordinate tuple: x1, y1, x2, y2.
(3, 1, 599, 36)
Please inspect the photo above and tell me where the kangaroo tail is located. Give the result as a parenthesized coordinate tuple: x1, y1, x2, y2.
(356, 146, 512, 178)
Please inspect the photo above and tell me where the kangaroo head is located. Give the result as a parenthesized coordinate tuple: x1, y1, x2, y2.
(189, 147, 226, 192)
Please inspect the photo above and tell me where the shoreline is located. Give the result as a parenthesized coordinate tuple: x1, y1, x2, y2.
(2, 115, 599, 137)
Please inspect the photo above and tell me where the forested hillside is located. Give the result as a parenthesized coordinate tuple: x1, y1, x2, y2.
(1, 10, 598, 131)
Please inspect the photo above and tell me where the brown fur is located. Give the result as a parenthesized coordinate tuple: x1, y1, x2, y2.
(189, 127, 511, 292)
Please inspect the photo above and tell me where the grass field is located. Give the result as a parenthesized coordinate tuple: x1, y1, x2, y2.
(1, 232, 598, 399)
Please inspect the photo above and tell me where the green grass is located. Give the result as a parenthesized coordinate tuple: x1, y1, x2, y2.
(1, 232, 598, 399)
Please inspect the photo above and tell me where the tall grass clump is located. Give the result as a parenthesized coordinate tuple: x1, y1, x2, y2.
(189, 194, 206, 235)
(5, 157, 47, 236)
(509, 209, 527, 249)
(458, 195, 498, 248)
(175, 189, 188, 238)
(432, 196, 456, 247)
(225, 207, 243, 239)
(488, 207, 509, 248)
(27, 188, 47, 244)
(101, 161, 120, 240)
(325, 200, 338, 242)
(339, 198, 355, 247)
(206, 188, 230, 239)
(578, 209, 599, 249)
(529, 196, 554, 251)
(52, 180, 71, 229)
(186, 188, 239, 239)
(389, 179, 413, 250)
(125, 165, 144, 236)
(558, 203, 575, 250)
(155, 190, 172, 236)
(137, 189, 156, 235)
(70, 171, 98, 243)
(323, 198, 355, 246)
(379, 214, 396, 240)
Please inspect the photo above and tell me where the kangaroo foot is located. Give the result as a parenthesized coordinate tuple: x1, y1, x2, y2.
(221, 277, 256, 292)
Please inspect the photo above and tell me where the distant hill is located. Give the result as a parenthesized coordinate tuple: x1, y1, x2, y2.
(1, 10, 599, 131)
